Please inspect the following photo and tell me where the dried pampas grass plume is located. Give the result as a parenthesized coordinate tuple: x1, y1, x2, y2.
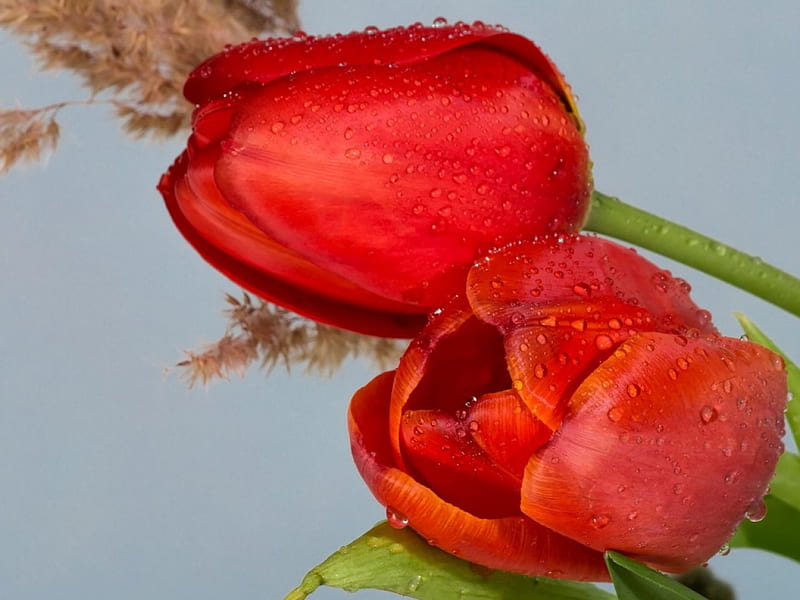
(0, 0, 299, 169)
(3, 1, 402, 379)
(176, 294, 403, 387)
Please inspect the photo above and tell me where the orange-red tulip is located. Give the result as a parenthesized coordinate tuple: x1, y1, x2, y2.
(348, 235, 786, 579)
(159, 22, 590, 337)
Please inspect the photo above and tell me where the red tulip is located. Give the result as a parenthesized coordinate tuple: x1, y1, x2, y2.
(348, 234, 786, 579)
(159, 21, 591, 337)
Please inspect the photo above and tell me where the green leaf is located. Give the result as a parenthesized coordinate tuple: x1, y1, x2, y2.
(605, 552, 706, 600)
(734, 312, 800, 449)
(730, 452, 800, 563)
(284, 521, 616, 600)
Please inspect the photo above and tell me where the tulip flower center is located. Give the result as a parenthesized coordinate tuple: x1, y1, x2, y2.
(397, 316, 554, 518)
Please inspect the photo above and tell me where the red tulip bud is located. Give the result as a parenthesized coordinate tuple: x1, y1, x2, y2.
(159, 22, 591, 337)
(348, 234, 786, 579)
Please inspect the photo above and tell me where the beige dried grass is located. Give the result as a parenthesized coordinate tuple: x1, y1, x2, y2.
(3, 1, 403, 381)
(176, 294, 402, 387)
(0, 0, 299, 166)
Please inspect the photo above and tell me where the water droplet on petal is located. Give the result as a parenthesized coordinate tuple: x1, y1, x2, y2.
(544, 569, 563, 578)
(626, 383, 641, 398)
(344, 147, 361, 159)
(386, 506, 409, 529)
(745, 498, 768, 523)
(607, 407, 624, 422)
(700, 405, 718, 424)
(718, 543, 731, 556)
(572, 283, 591, 298)
(590, 514, 610, 529)
(533, 363, 547, 379)
(595, 334, 614, 350)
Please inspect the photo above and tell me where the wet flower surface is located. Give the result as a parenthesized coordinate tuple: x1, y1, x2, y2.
(159, 22, 591, 337)
(348, 235, 786, 579)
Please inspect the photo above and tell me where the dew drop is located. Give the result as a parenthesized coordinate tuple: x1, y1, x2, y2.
(745, 498, 768, 523)
(406, 575, 423, 592)
(382, 153, 394, 164)
(626, 383, 641, 398)
(343, 127, 354, 139)
(718, 543, 731, 556)
(534, 363, 547, 379)
(386, 506, 409, 529)
(432, 16, 448, 27)
(572, 282, 591, 298)
(607, 407, 624, 422)
(344, 147, 361, 160)
(590, 514, 610, 529)
(700, 405, 718, 424)
(544, 569, 563, 578)
(512, 379, 524, 391)
(468, 420, 480, 432)
(270, 121, 285, 133)
(595, 334, 614, 350)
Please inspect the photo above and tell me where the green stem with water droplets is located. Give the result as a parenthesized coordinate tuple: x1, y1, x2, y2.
(585, 191, 800, 318)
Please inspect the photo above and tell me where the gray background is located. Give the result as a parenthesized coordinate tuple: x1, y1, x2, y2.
(2, 1, 799, 598)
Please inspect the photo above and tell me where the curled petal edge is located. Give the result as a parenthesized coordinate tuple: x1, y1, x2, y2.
(349, 370, 609, 581)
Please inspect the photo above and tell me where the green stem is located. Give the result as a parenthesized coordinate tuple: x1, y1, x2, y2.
(585, 191, 800, 318)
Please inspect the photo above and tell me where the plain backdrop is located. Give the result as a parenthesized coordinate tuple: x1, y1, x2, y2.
(2, 1, 799, 599)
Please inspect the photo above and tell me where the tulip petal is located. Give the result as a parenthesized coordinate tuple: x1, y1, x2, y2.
(400, 408, 522, 518)
(160, 151, 425, 337)
(520, 333, 787, 572)
(213, 46, 588, 307)
(348, 370, 609, 581)
(467, 390, 553, 478)
(466, 235, 719, 428)
(184, 23, 582, 132)
(468, 235, 718, 336)
(389, 300, 509, 468)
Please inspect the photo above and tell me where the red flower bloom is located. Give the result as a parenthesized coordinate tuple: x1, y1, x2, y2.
(348, 235, 786, 579)
(159, 22, 591, 337)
